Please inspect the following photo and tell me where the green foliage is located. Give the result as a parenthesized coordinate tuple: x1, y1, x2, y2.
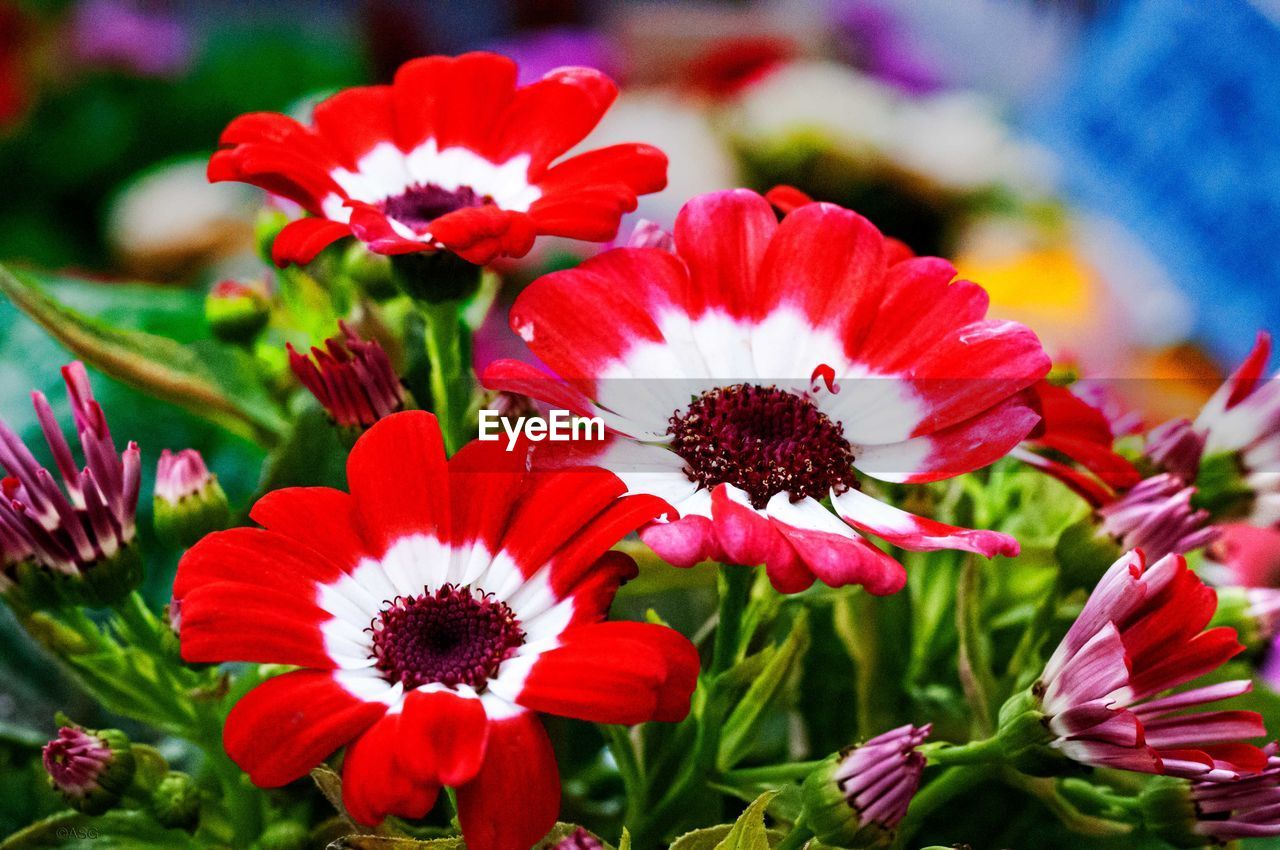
(0, 810, 200, 849)
(669, 793, 782, 850)
(0, 264, 287, 445)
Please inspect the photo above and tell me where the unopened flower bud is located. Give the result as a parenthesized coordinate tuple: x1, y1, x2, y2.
(153, 449, 230, 548)
(206, 279, 270, 343)
(152, 771, 201, 831)
(288, 322, 405, 436)
(42, 725, 136, 815)
(551, 827, 605, 850)
(799, 724, 930, 849)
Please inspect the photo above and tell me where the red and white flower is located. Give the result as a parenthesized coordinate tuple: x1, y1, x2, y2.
(484, 189, 1050, 594)
(1037, 550, 1266, 781)
(173, 411, 698, 850)
(1193, 332, 1280, 527)
(209, 52, 667, 267)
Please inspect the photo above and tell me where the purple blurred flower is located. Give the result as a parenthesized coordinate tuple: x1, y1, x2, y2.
(67, 0, 192, 78)
(482, 27, 624, 86)
(831, 1, 941, 95)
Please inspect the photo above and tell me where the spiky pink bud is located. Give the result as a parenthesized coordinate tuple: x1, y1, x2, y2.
(288, 322, 404, 432)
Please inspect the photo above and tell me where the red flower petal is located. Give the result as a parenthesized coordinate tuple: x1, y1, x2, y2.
(492, 66, 618, 174)
(530, 144, 668, 240)
(756, 201, 887, 345)
(271, 218, 353, 268)
(429, 206, 538, 264)
(514, 621, 698, 724)
(395, 690, 490, 787)
(456, 712, 559, 850)
(224, 670, 386, 787)
(343, 713, 440, 826)
(854, 396, 1042, 484)
(247, 486, 369, 574)
(833, 487, 1019, 558)
(311, 85, 396, 170)
(392, 52, 518, 153)
(673, 188, 776, 319)
(639, 513, 720, 568)
(346, 411, 450, 556)
(177, 580, 333, 668)
(767, 497, 906, 595)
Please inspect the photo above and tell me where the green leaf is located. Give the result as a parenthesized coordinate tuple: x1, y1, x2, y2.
(957, 558, 997, 736)
(667, 794, 786, 850)
(718, 612, 811, 770)
(0, 810, 200, 849)
(328, 838, 463, 849)
(617, 828, 632, 850)
(0, 264, 287, 445)
(311, 766, 376, 836)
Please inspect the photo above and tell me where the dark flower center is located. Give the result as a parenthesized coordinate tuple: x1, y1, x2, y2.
(379, 183, 492, 232)
(667, 383, 859, 510)
(369, 584, 525, 691)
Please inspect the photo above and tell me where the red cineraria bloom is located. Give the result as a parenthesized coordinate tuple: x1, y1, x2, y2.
(484, 189, 1050, 595)
(1039, 550, 1266, 781)
(173, 412, 697, 850)
(209, 52, 668, 267)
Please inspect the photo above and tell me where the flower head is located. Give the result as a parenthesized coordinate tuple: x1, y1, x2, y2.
(1097, 474, 1219, 563)
(288, 322, 405, 432)
(1027, 551, 1266, 781)
(801, 724, 931, 848)
(174, 411, 698, 850)
(1183, 332, 1280, 528)
(209, 52, 667, 268)
(485, 189, 1050, 594)
(0, 363, 141, 600)
(42, 725, 135, 815)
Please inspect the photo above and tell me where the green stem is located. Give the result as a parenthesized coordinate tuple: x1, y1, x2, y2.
(893, 765, 996, 847)
(633, 564, 757, 847)
(920, 737, 1005, 767)
(712, 564, 754, 674)
(722, 761, 826, 786)
(603, 725, 645, 824)
(775, 825, 814, 850)
(419, 299, 474, 454)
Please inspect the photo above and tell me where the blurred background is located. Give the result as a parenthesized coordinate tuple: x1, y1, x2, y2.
(0, 0, 1278, 839)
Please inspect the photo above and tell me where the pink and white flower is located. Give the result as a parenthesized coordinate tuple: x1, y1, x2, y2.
(1037, 550, 1266, 781)
(485, 189, 1050, 594)
(0, 363, 140, 580)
